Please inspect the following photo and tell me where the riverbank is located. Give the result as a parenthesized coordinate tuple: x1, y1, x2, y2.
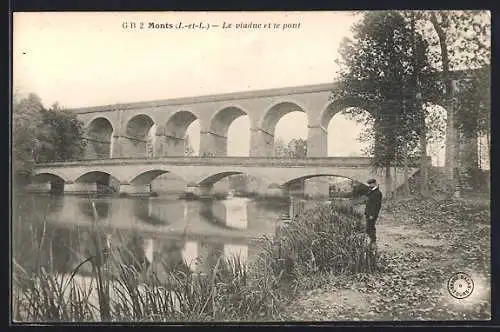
(282, 197, 491, 321)
(12, 198, 375, 322)
(12, 195, 489, 322)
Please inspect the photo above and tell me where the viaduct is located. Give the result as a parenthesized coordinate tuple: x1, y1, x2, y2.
(30, 68, 485, 198)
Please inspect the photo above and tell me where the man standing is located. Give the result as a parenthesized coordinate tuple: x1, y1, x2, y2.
(365, 178, 383, 247)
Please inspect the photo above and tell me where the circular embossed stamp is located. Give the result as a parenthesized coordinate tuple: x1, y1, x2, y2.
(448, 272, 474, 299)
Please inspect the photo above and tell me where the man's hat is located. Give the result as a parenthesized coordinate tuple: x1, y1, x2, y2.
(367, 178, 377, 184)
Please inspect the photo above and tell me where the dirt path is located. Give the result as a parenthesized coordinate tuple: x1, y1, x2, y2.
(282, 205, 491, 321)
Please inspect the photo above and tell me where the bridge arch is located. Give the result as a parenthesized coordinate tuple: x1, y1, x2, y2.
(125, 114, 157, 158)
(197, 171, 244, 187)
(30, 172, 66, 195)
(260, 101, 307, 135)
(129, 170, 171, 186)
(257, 101, 308, 157)
(281, 173, 359, 187)
(315, 97, 375, 158)
(281, 173, 362, 187)
(207, 106, 249, 156)
(85, 117, 114, 159)
(74, 171, 122, 193)
(281, 173, 370, 198)
(164, 110, 199, 156)
(193, 170, 274, 198)
(320, 96, 373, 130)
(32, 172, 68, 184)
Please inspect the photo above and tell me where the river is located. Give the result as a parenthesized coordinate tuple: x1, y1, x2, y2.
(12, 194, 290, 278)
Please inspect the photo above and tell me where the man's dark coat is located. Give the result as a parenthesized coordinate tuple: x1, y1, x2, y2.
(365, 187, 382, 218)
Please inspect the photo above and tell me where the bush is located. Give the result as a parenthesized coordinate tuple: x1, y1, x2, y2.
(271, 201, 377, 282)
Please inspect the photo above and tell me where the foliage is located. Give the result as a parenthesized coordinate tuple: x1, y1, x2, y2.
(283, 197, 490, 321)
(422, 10, 491, 188)
(13, 94, 44, 183)
(419, 10, 490, 73)
(12, 209, 286, 322)
(228, 174, 249, 192)
(274, 201, 376, 280)
(334, 11, 438, 170)
(287, 138, 307, 159)
(274, 137, 288, 157)
(274, 137, 307, 158)
(12, 195, 382, 322)
(352, 181, 370, 199)
(454, 69, 490, 139)
(34, 105, 87, 163)
(329, 179, 368, 199)
(12, 94, 86, 184)
(423, 103, 447, 148)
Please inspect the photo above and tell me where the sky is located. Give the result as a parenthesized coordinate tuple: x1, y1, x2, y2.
(12, 11, 447, 161)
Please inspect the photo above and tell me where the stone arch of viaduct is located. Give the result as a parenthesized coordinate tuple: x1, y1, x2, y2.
(33, 68, 485, 197)
(79, 83, 376, 160)
(79, 67, 487, 162)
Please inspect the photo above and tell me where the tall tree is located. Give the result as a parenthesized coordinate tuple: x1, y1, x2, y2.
(454, 67, 490, 191)
(34, 104, 86, 163)
(12, 93, 87, 185)
(423, 10, 490, 196)
(334, 11, 438, 197)
(13, 93, 44, 183)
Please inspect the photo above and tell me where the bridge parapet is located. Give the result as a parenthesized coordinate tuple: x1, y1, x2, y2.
(35, 156, 428, 169)
(35, 156, 374, 168)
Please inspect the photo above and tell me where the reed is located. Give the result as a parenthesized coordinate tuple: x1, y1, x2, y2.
(12, 196, 377, 322)
(272, 200, 377, 283)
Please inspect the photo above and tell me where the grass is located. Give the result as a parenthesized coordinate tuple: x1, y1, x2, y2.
(12, 195, 378, 322)
(282, 196, 491, 321)
(275, 201, 377, 283)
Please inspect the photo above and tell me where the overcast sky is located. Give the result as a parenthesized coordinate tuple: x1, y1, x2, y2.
(13, 11, 448, 161)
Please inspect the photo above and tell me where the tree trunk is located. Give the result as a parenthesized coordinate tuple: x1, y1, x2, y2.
(444, 102, 456, 180)
(478, 133, 482, 170)
(411, 12, 429, 197)
(486, 133, 491, 168)
(403, 146, 410, 197)
(385, 165, 393, 199)
(420, 130, 430, 197)
(458, 132, 480, 191)
(460, 134, 479, 167)
(403, 163, 410, 197)
(429, 12, 460, 198)
(393, 166, 398, 200)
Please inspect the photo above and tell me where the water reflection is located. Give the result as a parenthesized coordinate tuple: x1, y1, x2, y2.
(16, 194, 287, 279)
(200, 198, 249, 230)
(22, 221, 256, 278)
(182, 241, 199, 271)
(44, 196, 282, 237)
(78, 200, 110, 219)
(224, 243, 249, 263)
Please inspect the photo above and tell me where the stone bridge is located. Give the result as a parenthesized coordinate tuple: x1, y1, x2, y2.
(76, 82, 367, 160)
(29, 68, 486, 197)
(71, 68, 486, 160)
(30, 156, 420, 197)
